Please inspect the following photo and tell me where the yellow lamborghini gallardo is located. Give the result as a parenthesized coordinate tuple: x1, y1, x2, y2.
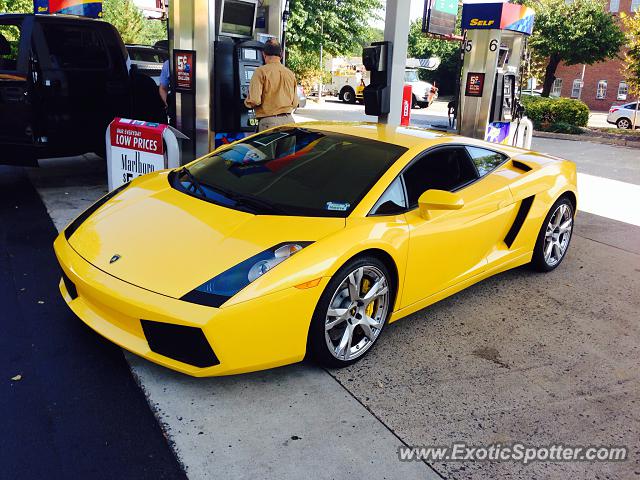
(54, 123, 577, 376)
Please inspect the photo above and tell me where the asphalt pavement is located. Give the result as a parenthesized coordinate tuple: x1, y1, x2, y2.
(0, 166, 186, 480)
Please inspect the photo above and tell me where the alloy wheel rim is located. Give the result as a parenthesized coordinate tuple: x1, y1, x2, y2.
(324, 266, 389, 361)
(543, 203, 573, 267)
(619, 119, 630, 128)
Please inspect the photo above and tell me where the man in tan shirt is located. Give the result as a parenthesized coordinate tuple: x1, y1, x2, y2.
(244, 39, 298, 132)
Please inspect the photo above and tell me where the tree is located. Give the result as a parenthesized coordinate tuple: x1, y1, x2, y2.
(407, 19, 461, 95)
(525, 0, 625, 97)
(0, 0, 31, 13)
(102, 0, 144, 44)
(287, 0, 382, 57)
(102, 0, 166, 45)
(621, 12, 640, 128)
(621, 12, 640, 97)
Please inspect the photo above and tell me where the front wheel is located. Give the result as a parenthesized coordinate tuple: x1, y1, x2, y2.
(531, 197, 574, 272)
(307, 257, 393, 368)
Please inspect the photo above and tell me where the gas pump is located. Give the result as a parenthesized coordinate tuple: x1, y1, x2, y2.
(212, 0, 263, 147)
(458, 2, 535, 148)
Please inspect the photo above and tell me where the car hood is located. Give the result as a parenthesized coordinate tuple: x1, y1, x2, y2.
(68, 174, 345, 298)
(406, 81, 432, 93)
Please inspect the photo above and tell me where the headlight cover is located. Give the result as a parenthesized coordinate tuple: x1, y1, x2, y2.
(180, 242, 312, 308)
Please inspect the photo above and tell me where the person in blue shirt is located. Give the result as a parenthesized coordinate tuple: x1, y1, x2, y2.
(159, 60, 170, 108)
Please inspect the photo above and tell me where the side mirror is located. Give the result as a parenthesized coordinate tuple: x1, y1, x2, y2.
(418, 190, 464, 219)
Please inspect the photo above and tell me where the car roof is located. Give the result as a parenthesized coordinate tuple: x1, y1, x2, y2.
(295, 121, 525, 156)
(126, 44, 163, 50)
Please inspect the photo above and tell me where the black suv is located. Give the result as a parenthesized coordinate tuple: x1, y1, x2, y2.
(0, 14, 165, 165)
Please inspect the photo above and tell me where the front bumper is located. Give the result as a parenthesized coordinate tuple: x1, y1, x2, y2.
(54, 235, 328, 376)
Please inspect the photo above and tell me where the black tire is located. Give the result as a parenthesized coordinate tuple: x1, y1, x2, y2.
(616, 117, 632, 129)
(530, 196, 575, 272)
(418, 101, 430, 109)
(307, 256, 394, 368)
(411, 94, 418, 109)
(341, 87, 356, 104)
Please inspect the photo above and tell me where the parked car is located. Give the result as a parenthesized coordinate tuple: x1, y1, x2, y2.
(0, 14, 165, 165)
(55, 123, 577, 375)
(404, 69, 438, 108)
(296, 85, 306, 109)
(126, 44, 168, 86)
(607, 101, 639, 129)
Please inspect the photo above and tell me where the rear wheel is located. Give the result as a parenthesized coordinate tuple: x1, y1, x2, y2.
(531, 197, 574, 272)
(308, 257, 393, 368)
(616, 117, 632, 129)
(341, 87, 356, 104)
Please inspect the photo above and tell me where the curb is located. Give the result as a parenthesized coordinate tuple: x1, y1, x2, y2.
(533, 130, 640, 149)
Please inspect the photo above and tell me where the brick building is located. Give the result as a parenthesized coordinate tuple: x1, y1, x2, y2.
(552, 0, 639, 111)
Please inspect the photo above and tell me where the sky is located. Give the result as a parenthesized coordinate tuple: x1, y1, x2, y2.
(371, 0, 429, 28)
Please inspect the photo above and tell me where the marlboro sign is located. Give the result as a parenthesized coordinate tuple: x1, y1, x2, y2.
(108, 118, 167, 188)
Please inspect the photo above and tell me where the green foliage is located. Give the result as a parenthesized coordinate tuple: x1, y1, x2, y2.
(521, 96, 590, 130)
(286, 45, 328, 91)
(286, 0, 382, 57)
(345, 26, 384, 57)
(523, 0, 625, 96)
(102, 0, 166, 45)
(621, 12, 640, 97)
(407, 19, 461, 95)
(0, 0, 32, 13)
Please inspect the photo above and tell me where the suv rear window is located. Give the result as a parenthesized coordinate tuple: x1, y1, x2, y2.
(128, 48, 168, 63)
(41, 24, 109, 70)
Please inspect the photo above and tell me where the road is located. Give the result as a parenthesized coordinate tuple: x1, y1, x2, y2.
(2, 100, 639, 479)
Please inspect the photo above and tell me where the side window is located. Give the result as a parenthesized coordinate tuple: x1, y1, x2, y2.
(465, 147, 508, 176)
(0, 23, 22, 72)
(371, 177, 406, 215)
(402, 147, 478, 208)
(41, 24, 109, 70)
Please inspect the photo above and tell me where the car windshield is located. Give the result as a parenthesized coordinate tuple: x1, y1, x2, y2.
(405, 70, 419, 82)
(173, 127, 407, 217)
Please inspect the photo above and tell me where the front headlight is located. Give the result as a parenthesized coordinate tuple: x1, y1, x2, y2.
(180, 242, 312, 308)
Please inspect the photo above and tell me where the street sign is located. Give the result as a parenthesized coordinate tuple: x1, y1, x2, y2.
(422, 0, 458, 37)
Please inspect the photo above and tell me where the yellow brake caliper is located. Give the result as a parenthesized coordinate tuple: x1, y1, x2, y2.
(361, 278, 375, 318)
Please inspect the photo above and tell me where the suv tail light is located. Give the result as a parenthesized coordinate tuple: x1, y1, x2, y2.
(610, 107, 619, 113)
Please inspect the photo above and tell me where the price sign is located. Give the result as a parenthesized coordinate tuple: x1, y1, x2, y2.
(174, 49, 196, 93)
(108, 118, 167, 189)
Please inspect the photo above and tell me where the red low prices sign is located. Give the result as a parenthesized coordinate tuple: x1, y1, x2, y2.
(108, 118, 167, 187)
(174, 49, 196, 93)
(110, 120, 164, 154)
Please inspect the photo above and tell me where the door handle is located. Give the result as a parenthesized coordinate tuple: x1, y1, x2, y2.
(3, 87, 26, 102)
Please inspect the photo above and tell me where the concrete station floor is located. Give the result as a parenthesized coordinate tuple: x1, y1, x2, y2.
(19, 113, 640, 479)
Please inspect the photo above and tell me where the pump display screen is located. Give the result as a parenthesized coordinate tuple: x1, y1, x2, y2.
(243, 48, 258, 61)
(220, 0, 256, 38)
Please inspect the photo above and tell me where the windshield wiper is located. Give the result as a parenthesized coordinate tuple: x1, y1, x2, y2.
(178, 167, 207, 198)
(206, 183, 286, 215)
